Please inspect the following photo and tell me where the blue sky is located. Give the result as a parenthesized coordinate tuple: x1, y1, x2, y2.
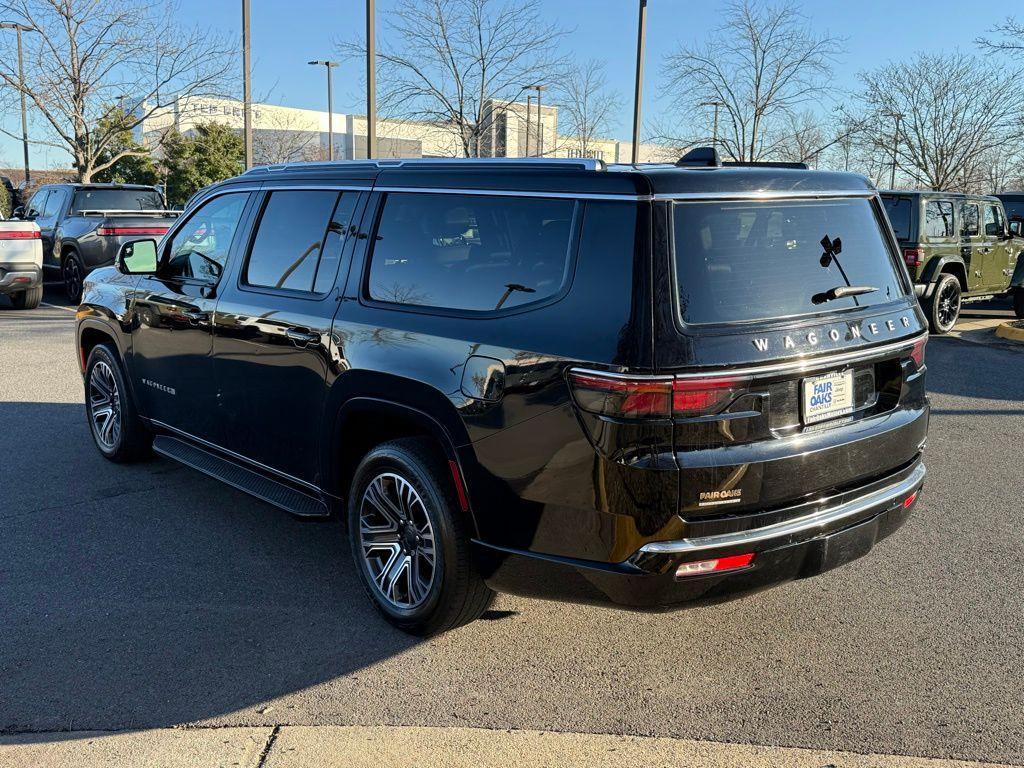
(0, 0, 1002, 170)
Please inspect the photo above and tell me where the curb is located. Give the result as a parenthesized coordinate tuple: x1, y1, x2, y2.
(995, 322, 1024, 342)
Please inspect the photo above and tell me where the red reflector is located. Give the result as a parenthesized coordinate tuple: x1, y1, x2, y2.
(903, 247, 923, 267)
(903, 491, 918, 509)
(448, 460, 469, 513)
(0, 229, 40, 240)
(12, 276, 30, 284)
(676, 552, 755, 579)
(909, 336, 927, 368)
(96, 226, 169, 236)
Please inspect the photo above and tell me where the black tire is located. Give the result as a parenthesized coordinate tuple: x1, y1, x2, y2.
(84, 343, 152, 463)
(347, 438, 494, 635)
(10, 285, 43, 310)
(925, 273, 962, 334)
(63, 251, 85, 304)
(1014, 288, 1024, 320)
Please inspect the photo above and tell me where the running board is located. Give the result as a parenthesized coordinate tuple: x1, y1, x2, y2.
(152, 435, 330, 518)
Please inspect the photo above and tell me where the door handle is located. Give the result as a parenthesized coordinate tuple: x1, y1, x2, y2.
(285, 327, 320, 346)
(181, 309, 208, 324)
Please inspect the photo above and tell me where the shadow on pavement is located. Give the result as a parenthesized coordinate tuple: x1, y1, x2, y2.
(925, 335, 1024, 407)
(0, 402, 431, 741)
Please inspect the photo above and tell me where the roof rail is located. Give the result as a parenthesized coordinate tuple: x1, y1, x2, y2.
(723, 161, 809, 170)
(242, 156, 606, 175)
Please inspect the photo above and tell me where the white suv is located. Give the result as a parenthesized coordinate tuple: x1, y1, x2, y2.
(0, 220, 43, 309)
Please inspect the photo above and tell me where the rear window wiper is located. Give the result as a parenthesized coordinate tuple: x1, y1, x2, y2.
(812, 285, 878, 304)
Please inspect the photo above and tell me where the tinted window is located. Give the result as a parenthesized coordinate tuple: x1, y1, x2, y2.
(367, 193, 575, 312)
(673, 198, 905, 325)
(72, 188, 164, 212)
(244, 191, 340, 292)
(42, 189, 67, 218)
(1001, 198, 1024, 221)
(882, 196, 912, 240)
(163, 193, 248, 281)
(924, 200, 954, 238)
(962, 204, 980, 237)
(314, 193, 359, 294)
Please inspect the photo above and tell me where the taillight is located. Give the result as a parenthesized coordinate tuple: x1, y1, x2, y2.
(675, 552, 754, 578)
(903, 247, 923, 267)
(96, 226, 169, 236)
(908, 336, 927, 369)
(568, 370, 749, 420)
(0, 229, 40, 240)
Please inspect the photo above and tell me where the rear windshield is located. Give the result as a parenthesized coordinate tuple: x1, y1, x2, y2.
(72, 188, 164, 213)
(881, 195, 912, 240)
(1001, 198, 1024, 221)
(673, 198, 905, 325)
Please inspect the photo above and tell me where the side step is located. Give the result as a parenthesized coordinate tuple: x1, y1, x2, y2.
(152, 435, 330, 518)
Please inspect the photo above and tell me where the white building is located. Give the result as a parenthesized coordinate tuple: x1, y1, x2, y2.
(134, 95, 674, 165)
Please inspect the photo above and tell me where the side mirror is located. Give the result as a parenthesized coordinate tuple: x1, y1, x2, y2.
(1010, 219, 1023, 237)
(117, 239, 159, 275)
(11, 206, 24, 219)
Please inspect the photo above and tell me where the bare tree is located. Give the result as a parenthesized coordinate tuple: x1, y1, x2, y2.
(338, 0, 568, 158)
(556, 59, 621, 158)
(252, 109, 319, 165)
(0, 0, 235, 182)
(977, 16, 1024, 55)
(857, 52, 1024, 191)
(661, 0, 842, 162)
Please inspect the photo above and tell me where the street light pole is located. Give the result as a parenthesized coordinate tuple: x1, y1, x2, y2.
(309, 60, 339, 161)
(699, 100, 724, 150)
(241, 0, 253, 169)
(523, 84, 546, 156)
(888, 112, 904, 189)
(631, 0, 648, 164)
(0, 22, 34, 185)
(366, 0, 377, 159)
(524, 95, 532, 157)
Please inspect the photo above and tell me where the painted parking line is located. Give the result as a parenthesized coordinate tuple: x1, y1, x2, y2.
(40, 302, 76, 312)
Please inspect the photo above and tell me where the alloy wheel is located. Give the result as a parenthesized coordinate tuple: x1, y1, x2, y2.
(936, 280, 961, 330)
(358, 472, 437, 610)
(64, 257, 82, 302)
(88, 360, 121, 452)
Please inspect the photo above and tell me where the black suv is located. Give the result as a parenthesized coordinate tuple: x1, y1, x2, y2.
(76, 151, 929, 634)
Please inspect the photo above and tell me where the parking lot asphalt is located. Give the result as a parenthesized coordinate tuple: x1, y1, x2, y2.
(1, 286, 1023, 765)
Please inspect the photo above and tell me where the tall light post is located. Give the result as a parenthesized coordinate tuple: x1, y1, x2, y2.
(523, 95, 533, 157)
(241, 0, 253, 169)
(366, 0, 377, 159)
(699, 100, 724, 150)
(524, 84, 546, 156)
(885, 111, 904, 189)
(631, 0, 647, 164)
(0, 22, 35, 185)
(308, 60, 339, 160)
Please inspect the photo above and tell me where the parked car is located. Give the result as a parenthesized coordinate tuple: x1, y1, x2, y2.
(0, 219, 43, 309)
(13, 182, 180, 303)
(880, 191, 1024, 331)
(996, 192, 1024, 237)
(75, 151, 929, 634)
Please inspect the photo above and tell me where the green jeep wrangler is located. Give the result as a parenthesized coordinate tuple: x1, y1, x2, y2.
(881, 191, 1024, 333)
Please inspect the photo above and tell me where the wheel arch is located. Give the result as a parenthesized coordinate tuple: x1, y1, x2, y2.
(323, 373, 477, 533)
(77, 318, 123, 374)
(921, 256, 967, 298)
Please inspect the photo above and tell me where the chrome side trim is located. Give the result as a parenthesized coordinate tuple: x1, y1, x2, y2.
(658, 190, 877, 201)
(639, 463, 926, 556)
(148, 419, 321, 492)
(372, 186, 646, 201)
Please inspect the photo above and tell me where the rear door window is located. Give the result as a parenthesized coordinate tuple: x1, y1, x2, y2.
(962, 203, 980, 237)
(924, 200, 954, 238)
(881, 196, 912, 240)
(366, 192, 575, 312)
(673, 198, 906, 325)
(243, 190, 340, 292)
